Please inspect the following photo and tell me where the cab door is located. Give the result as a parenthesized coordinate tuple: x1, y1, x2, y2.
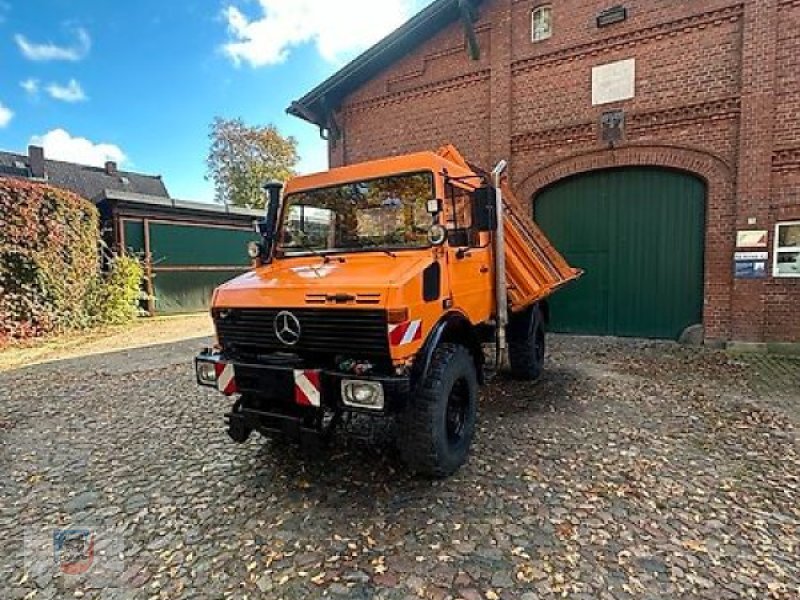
(443, 183, 494, 324)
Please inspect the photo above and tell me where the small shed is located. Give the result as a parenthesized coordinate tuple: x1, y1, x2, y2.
(98, 190, 262, 315)
(1, 145, 263, 316)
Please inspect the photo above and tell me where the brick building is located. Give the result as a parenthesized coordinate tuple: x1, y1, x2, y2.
(288, 0, 800, 345)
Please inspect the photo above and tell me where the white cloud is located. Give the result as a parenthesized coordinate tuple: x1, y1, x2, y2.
(30, 129, 126, 168)
(222, 0, 416, 67)
(20, 78, 40, 96)
(46, 79, 88, 103)
(14, 27, 91, 61)
(0, 102, 13, 128)
(297, 139, 329, 175)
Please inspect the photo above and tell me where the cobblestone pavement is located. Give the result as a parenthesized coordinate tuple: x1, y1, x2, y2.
(1, 337, 798, 599)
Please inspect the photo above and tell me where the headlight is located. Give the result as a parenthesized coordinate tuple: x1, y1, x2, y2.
(247, 241, 262, 259)
(341, 380, 384, 411)
(196, 360, 218, 387)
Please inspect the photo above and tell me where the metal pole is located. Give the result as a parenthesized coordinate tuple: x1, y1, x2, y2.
(492, 160, 509, 366)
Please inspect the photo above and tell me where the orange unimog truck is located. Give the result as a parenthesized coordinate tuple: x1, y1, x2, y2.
(195, 146, 580, 477)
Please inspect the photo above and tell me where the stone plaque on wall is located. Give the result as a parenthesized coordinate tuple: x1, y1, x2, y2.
(736, 230, 769, 248)
(592, 58, 636, 106)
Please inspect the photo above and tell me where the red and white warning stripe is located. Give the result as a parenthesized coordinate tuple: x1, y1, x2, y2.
(214, 362, 238, 396)
(294, 369, 322, 407)
(388, 319, 423, 347)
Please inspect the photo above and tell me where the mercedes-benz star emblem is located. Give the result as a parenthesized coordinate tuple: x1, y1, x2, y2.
(274, 311, 301, 346)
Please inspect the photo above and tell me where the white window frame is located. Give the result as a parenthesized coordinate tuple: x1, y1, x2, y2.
(532, 5, 553, 42)
(773, 220, 800, 278)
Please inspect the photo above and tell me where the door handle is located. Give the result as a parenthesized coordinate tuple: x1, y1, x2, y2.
(480, 266, 490, 274)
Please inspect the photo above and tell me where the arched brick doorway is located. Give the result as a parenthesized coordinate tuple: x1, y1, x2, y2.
(536, 167, 705, 339)
(515, 145, 735, 341)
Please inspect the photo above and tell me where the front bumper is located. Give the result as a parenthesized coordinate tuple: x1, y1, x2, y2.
(195, 350, 411, 414)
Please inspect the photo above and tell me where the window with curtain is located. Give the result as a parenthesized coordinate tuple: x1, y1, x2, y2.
(532, 5, 553, 42)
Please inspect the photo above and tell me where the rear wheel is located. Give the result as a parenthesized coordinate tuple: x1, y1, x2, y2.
(398, 344, 478, 478)
(507, 303, 546, 381)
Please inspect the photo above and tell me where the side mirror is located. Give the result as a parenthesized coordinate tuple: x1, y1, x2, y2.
(472, 186, 497, 232)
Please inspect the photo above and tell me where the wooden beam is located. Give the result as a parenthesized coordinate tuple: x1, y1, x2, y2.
(143, 218, 156, 317)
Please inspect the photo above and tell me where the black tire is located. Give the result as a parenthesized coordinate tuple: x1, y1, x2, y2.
(398, 343, 478, 478)
(507, 303, 546, 381)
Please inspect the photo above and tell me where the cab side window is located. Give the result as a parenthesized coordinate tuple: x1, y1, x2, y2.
(444, 183, 477, 247)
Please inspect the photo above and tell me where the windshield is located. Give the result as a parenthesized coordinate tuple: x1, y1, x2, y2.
(279, 172, 434, 254)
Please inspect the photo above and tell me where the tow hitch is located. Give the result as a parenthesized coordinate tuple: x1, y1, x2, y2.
(226, 398, 344, 450)
(226, 400, 253, 443)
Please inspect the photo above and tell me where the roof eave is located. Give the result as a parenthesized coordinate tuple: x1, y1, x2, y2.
(288, 0, 483, 128)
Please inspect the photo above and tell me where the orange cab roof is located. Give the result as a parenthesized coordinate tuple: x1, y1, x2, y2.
(284, 150, 478, 195)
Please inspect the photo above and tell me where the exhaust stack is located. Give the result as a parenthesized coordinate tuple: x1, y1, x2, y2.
(492, 160, 509, 366)
(259, 181, 284, 262)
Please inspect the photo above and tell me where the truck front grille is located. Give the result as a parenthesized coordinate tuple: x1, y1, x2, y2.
(214, 308, 389, 358)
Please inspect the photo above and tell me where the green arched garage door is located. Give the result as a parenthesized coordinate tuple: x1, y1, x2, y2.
(535, 168, 706, 340)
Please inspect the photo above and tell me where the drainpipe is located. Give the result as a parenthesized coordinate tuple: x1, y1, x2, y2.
(457, 0, 481, 60)
(492, 160, 509, 366)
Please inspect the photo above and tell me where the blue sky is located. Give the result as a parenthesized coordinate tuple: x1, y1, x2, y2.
(0, 0, 428, 202)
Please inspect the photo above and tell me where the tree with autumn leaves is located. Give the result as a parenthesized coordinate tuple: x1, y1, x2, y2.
(206, 117, 299, 209)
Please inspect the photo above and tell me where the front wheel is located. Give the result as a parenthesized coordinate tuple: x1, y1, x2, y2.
(507, 303, 546, 381)
(398, 344, 478, 478)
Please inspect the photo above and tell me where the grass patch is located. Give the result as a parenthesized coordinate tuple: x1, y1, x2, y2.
(0, 313, 213, 372)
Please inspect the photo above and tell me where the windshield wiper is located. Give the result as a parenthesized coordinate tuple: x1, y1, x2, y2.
(289, 231, 333, 263)
(352, 240, 397, 258)
(288, 233, 349, 265)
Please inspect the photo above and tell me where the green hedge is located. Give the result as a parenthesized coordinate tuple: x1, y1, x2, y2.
(0, 178, 142, 344)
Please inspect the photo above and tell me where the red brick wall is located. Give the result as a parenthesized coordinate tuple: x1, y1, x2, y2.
(328, 0, 800, 343)
(769, 0, 800, 343)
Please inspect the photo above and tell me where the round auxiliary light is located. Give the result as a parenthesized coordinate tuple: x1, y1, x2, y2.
(247, 241, 262, 259)
(428, 224, 447, 246)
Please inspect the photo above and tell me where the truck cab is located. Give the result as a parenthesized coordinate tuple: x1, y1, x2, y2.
(196, 147, 579, 477)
